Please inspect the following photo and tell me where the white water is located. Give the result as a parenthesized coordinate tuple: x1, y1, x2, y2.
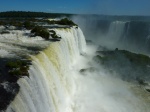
(96, 21, 127, 49)
(0, 29, 50, 58)
(107, 21, 126, 45)
(6, 27, 149, 112)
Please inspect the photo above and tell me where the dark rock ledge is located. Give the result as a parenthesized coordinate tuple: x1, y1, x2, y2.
(0, 58, 31, 111)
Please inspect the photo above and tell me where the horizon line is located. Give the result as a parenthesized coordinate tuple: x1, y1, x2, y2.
(0, 10, 150, 17)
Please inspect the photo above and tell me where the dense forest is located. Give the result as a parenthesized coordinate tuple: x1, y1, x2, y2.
(0, 11, 73, 18)
(1, 11, 150, 21)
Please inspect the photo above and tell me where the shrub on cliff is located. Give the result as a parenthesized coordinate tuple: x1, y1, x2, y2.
(58, 18, 77, 26)
(6, 60, 29, 77)
(47, 18, 77, 26)
(31, 26, 50, 40)
(23, 21, 35, 29)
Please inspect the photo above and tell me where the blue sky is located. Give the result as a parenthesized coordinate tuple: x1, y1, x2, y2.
(0, 0, 150, 15)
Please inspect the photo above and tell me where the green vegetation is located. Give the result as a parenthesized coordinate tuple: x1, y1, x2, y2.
(119, 50, 150, 65)
(0, 17, 76, 40)
(94, 49, 150, 83)
(0, 19, 50, 39)
(47, 18, 77, 26)
(58, 18, 77, 26)
(23, 21, 35, 29)
(6, 60, 29, 77)
(6, 60, 27, 68)
(0, 58, 29, 111)
(0, 11, 73, 18)
(31, 26, 50, 39)
(95, 49, 150, 65)
(0, 18, 37, 28)
(0, 20, 19, 28)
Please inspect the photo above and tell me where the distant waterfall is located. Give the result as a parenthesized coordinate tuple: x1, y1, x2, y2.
(107, 21, 127, 45)
(6, 27, 86, 112)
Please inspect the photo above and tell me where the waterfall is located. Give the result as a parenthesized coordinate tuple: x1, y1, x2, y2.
(6, 27, 86, 112)
(107, 21, 126, 44)
(5, 26, 149, 112)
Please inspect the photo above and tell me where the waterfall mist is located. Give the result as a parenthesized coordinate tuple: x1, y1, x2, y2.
(71, 15, 150, 112)
(72, 15, 150, 54)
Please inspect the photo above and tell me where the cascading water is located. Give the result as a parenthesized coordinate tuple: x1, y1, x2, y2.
(5, 26, 149, 112)
(6, 27, 86, 112)
(106, 21, 126, 45)
(93, 21, 128, 49)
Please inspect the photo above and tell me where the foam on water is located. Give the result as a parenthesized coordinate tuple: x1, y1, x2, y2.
(0, 30, 50, 57)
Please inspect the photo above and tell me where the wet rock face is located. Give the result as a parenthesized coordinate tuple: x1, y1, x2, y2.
(0, 58, 31, 111)
(0, 82, 19, 110)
